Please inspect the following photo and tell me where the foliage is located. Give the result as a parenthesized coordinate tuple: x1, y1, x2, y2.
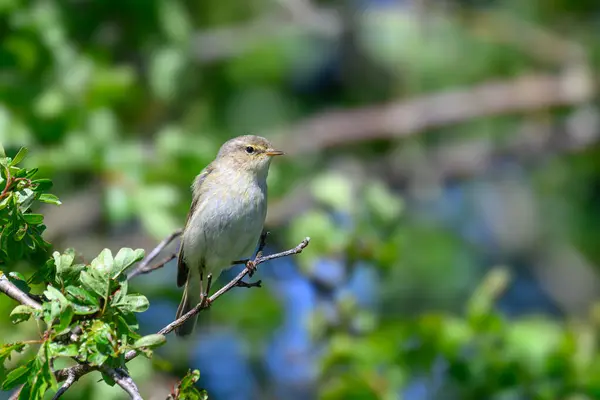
(0, 149, 170, 399)
(0, 144, 58, 267)
(167, 370, 208, 400)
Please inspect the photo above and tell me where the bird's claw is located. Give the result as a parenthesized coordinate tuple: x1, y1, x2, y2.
(245, 260, 257, 277)
(200, 295, 212, 308)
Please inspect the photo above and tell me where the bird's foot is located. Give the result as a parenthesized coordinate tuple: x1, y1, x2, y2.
(235, 280, 262, 289)
(200, 294, 212, 309)
(245, 260, 257, 277)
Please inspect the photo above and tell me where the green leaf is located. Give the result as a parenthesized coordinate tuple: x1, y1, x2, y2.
(44, 286, 68, 305)
(66, 285, 100, 315)
(174, 370, 207, 400)
(0, 342, 27, 362)
(8, 272, 30, 294)
(133, 334, 166, 349)
(80, 270, 109, 299)
(114, 294, 149, 313)
(42, 286, 73, 332)
(22, 214, 43, 225)
(53, 249, 76, 280)
(10, 305, 35, 324)
(9, 147, 28, 167)
(0, 342, 28, 382)
(2, 359, 34, 390)
(91, 248, 114, 275)
(14, 225, 27, 241)
(48, 343, 78, 358)
(66, 285, 99, 306)
(56, 305, 74, 333)
(0, 194, 11, 210)
(112, 248, 144, 278)
(38, 193, 61, 205)
(111, 280, 128, 306)
(17, 188, 36, 211)
(31, 179, 52, 192)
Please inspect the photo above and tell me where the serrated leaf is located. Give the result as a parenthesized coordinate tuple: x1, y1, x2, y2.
(22, 214, 43, 225)
(91, 248, 114, 275)
(38, 193, 61, 205)
(10, 305, 35, 324)
(114, 294, 149, 313)
(133, 334, 166, 349)
(112, 248, 144, 278)
(9, 148, 28, 166)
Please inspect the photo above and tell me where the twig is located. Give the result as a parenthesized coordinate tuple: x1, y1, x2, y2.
(102, 367, 143, 400)
(127, 254, 177, 279)
(127, 229, 182, 279)
(0, 274, 42, 310)
(52, 369, 76, 400)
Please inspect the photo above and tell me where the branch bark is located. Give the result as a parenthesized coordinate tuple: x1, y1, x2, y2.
(0, 274, 42, 310)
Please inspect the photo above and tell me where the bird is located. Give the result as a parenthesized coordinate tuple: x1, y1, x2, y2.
(175, 135, 284, 336)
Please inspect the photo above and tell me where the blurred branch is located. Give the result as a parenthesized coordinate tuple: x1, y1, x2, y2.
(52, 235, 311, 396)
(127, 229, 183, 279)
(0, 274, 42, 310)
(275, 68, 594, 155)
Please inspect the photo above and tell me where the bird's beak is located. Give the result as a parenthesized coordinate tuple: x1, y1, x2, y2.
(265, 149, 284, 156)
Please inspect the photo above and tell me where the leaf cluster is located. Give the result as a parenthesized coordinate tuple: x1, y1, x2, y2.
(0, 146, 60, 267)
(0, 148, 168, 399)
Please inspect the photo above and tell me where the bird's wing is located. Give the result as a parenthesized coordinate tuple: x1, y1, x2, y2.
(177, 163, 214, 287)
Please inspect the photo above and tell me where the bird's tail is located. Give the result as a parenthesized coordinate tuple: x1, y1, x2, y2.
(175, 271, 202, 337)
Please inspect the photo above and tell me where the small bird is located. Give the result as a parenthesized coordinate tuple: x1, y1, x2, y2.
(175, 135, 283, 336)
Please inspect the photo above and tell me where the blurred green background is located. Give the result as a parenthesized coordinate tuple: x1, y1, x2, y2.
(2, 0, 600, 399)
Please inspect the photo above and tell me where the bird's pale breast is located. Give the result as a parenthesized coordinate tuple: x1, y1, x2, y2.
(183, 168, 267, 277)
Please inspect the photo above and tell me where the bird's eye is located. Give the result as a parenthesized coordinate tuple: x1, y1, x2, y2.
(245, 146, 255, 154)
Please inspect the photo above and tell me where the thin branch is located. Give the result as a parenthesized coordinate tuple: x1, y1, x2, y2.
(127, 229, 182, 279)
(274, 68, 594, 155)
(102, 367, 143, 400)
(52, 369, 76, 400)
(127, 254, 177, 279)
(0, 274, 42, 310)
(54, 236, 311, 389)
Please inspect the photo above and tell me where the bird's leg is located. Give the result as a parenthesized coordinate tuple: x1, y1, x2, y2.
(200, 274, 213, 308)
(245, 259, 257, 277)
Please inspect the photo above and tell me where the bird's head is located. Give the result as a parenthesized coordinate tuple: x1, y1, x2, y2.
(216, 135, 284, 176)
